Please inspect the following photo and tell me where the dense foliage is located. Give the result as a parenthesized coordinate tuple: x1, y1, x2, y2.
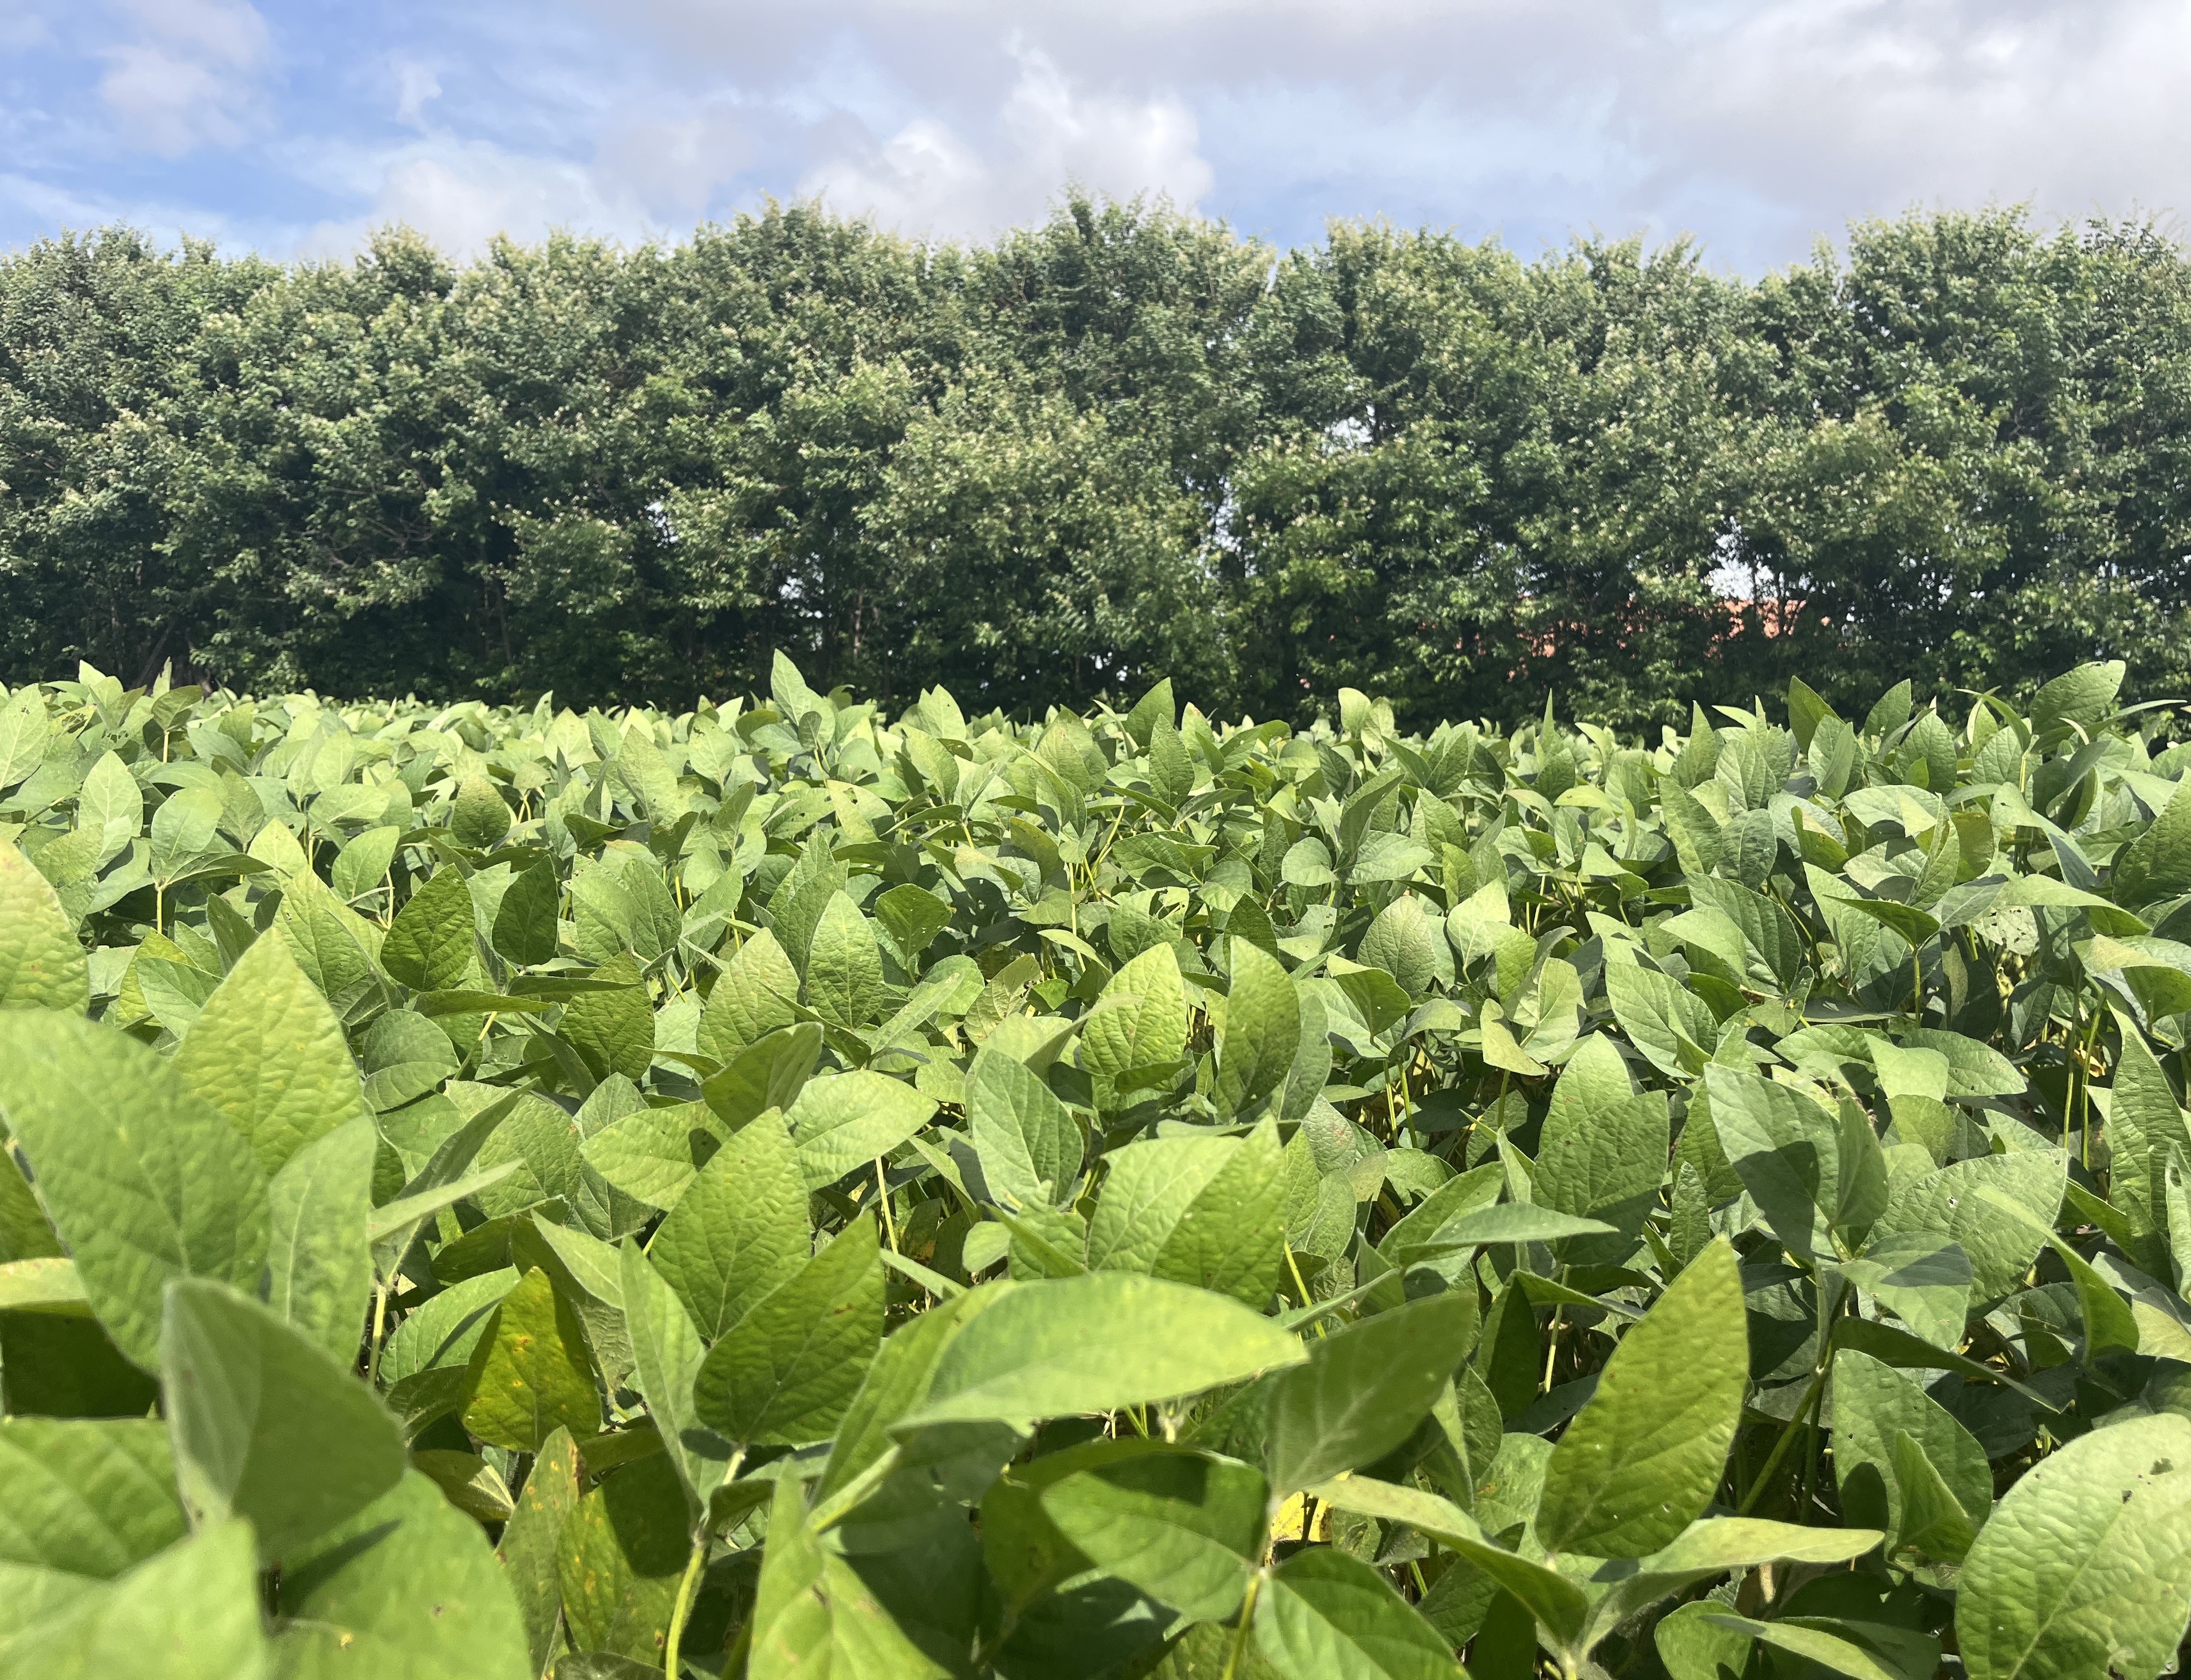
(5, 653, 2191, 1677)
(7, 203, 2191, 727)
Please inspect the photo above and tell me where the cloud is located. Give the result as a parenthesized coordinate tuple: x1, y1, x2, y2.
(799, 44, 1212, 236)
(96, 0, 270, 157)
(7, 0, 2191, 267)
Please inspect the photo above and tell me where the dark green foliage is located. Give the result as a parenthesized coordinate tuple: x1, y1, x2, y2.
(9, 206, 2191, 727)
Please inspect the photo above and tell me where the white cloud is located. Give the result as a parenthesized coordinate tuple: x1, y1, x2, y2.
(96, 0, 270, 157)
(799, 44, 1213, 236)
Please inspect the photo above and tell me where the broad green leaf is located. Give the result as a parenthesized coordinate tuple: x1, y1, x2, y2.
(263, 1116, 376, 1365)
(491, 858, 562, 965)
(1605, 960, 1715, 1078)
(908, 1272, 1305, 1427)
(174, 933, 369, 1177)
(0, 1518, 267, 1680)
(0, 1013, 270, 1369)
(1535, 1239, 1745, 1558)
(786, 1069, 939, 1190)
(1843, 1231, 1972, 1351)
(0, 841, 89, 1010)
(1149, 1114, 1291, 1308)
(579, 1100, 727, 1210)
(806, 892, 889, 1028)
(692, 1215, 883, 1445)
(696, 929, 801, 1062)
(1831, 1348, 1991, 1555)
(1039, 1442, 1268, 1622)
(1703, 1065, 1841, 1262)
(278, 1469, 531, 1680)
(559, 952, 654, 1082)
(648, 1107, 807, 1339)
(78, 751, 143, 867)
(0, 1417, 184, 1576)
(161, 1277, 405, 1563)
(619, 1241, 736, 1521)
(1082, 943, 1188, 1086)
(748, 1475, 951, 1680)
(462, 1267, 604, 1452)
(1252, 1547, 1461, 1680)
(701, 1021, 822, 1129)
(1533, 1087, 1668, 1265)
(495, 1426, 579, 1677)
(1701, 1614, 1905, 1680)
(1265, 1289, 1476, 1496)
(1218, 941, 1301, 1119)
(968, 1044, 1082, 1209)
(1958, 1411, 2191, 1680)
(1871, 1146, 2064, 1303)
(555, 1452, 696, 1662)
(381, 865, 478, 992)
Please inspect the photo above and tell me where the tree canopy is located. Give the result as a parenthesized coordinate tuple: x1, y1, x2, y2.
(3, 201, 2188, 728)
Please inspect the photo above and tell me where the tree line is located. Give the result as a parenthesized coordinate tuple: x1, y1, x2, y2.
(2, 198, 2188, 729)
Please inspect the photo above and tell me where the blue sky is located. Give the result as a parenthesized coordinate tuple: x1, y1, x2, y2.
(4, 0, 2186, 271)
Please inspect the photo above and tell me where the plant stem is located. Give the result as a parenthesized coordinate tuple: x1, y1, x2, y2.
(663, 1530, 709, 1679)
(366, 1283, 390, 1385)
(1736, 1365, 1827, 1517)
(1217, 1569, 1265, 1680)
(874, 1157, 899, 1255)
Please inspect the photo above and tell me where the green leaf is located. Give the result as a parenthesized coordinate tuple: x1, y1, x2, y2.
(786, 1069, 939, 1190)
(806, 892, 889, 1028)
(1265, 1289, 1476, 1496)
(279, 1469, 531, 1679)
(1830, 1348, 1991, 1556)
(0, 841, 89, 1010)
(907, 1272, 1305, 1427)
(492, 858, 562, 965)
(0, 1518, 267, 1680)
(78, 751, 143, 867)
(648, 1107, 808, 1339)
(748, 1475, 951, 1680)
(174, 933, 369, 1177)
(1307, 1473, 1590, 1655)
(161, 1277, 405, 1563)
(1702, 1065, 1841, 1263)
(1038, 1441, 1268, 1622)
(1218, 941, 1302, 1119)
(701, 1022, 822, 1129)
(968, 1044, 1082, 1209)
(1252, 1547, 1461, 1680)
(1701, 1614, 1904, 1680)
(1148, 1115, 1292, 1308)
(0, 1013, 270, 1369)
(1535, 1239, 1745, 1559)
(1082, 942, 1188, 1088)
(1843, 1232, 1971, 1351)
(1534, 1085, 1668, 1266)
(560, 952, 654, 1083)
(1605, 961, 1715, 1078)
(1958, 1411, 2191, 1680)
(1871, 1147, 2064, 1304)
(451, 775, 514, 848)
(693, 1214, 882, 1445)
(618, 1241, 736, 1521)
(874, 882, 953, 963)
(264, 1116, 376, 1365)
(0, 1417, 184, 1576)
(382, 865, 479, 992)
(695, 929, 801, 1062)
(462, 1267, 605, 1452)
(496, 1425, 579, 1675)
(554, 1453, 699, 1662)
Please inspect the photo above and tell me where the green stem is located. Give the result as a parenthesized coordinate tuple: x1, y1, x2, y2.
(1736, 1365, 1828, 1517)
(366, 1283, 389, 1385)
(663, 1531, 709, 1679)
(1217, 1569, 1266, 1680)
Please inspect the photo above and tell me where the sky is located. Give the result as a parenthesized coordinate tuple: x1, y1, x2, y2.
(2, 0, 2186, 273)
